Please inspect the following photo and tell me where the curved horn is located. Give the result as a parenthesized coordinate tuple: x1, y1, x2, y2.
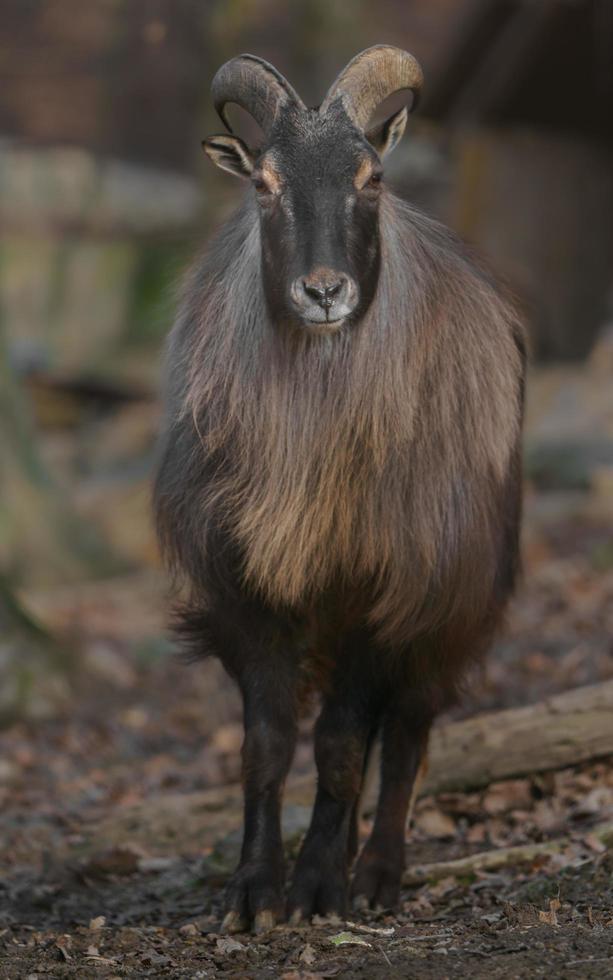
(211, 54, 303, 136)
(320, 45, 423, 131)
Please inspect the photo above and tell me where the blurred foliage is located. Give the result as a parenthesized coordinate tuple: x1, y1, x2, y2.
(0, 570, 74, 724)
(0, 319, 121, 585)
(125, 243, 192, 350)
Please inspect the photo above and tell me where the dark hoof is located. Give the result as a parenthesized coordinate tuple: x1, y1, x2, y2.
(222, 863, 283, 933)
(351, 851, 403, 911)
(287, 851, 348, 920)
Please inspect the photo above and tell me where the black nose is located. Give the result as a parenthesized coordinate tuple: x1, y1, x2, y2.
(302, 278, 344, 310)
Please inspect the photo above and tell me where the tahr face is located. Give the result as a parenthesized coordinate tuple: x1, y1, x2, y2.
(251, 105, 382, 332)
(203, 94, 409, 333)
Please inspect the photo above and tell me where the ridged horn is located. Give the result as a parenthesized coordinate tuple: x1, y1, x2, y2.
(211, 54, 303, 135)
(320, 45, 423, 130)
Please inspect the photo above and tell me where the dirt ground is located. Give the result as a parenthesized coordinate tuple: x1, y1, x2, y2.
(1, 504, 612, 978)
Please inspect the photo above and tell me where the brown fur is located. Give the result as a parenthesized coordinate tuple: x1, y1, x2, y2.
(172, 192, 524, 650)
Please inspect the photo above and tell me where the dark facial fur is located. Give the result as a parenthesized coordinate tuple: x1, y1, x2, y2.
(253, 103, 382, 331)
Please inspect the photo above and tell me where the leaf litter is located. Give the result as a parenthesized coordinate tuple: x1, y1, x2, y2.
(1, 515, 612, 977)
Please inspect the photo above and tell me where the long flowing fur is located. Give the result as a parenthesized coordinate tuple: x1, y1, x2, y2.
(156, 190, 524, 649)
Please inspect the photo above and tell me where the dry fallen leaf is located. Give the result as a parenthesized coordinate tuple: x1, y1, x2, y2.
(312, 914, 342, 927)
(88, 916, 106, 931)
(216, 937, 246, 955)
(84, 945, 117, 965)
(574, 786, 613, 817)
(141, 950, 173, 967)
(539, 909, 558, 926)
(538, 898, 560, 927)
(482, 780, 532, 816)
(423, 876, 457, 901)
(583, 833, 607, 854)
(466, 822, 487, 844)
(404, 894, 434, 918)
(121, 706, 149, 729)
(83, 844, 144, 877)
(299, 943, 317, 965)
(414, 806, 456, 839)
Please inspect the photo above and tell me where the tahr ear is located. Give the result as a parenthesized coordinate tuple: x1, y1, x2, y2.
(202, 134, 254, 178)
(366, 105, 408, 158)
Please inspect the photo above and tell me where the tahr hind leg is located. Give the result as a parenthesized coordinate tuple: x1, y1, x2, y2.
(352, 620, 497, 910)
(351, 696, 432, 911)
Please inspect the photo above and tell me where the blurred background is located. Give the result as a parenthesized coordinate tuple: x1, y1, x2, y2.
(0, 0, 612, 734)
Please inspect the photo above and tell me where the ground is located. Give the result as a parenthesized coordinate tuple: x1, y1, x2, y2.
(1, 504, 612, 978)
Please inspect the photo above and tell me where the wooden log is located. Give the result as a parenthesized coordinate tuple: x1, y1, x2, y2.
(421, 680, 613, 796)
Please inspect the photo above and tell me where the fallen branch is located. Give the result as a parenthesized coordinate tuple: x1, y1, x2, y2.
(402, 820, 613, 886)
(421, 680, 613, 795)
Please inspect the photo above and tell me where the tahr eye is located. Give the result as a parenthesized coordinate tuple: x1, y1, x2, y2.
(367, 172, 382, 189)
(253, 177, 269, 193)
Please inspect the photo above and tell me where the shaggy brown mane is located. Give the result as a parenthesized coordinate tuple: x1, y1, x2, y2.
(159, 190, 524, 650)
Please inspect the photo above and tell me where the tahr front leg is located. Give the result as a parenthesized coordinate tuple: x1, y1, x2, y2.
(217, 616, 300, 933)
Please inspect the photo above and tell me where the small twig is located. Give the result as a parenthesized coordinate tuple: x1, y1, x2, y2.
(403, 821, 613, 885)
(565, 957, 613, 967)
(345, 921, 395, 936)
(379, 945, 392, 967)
